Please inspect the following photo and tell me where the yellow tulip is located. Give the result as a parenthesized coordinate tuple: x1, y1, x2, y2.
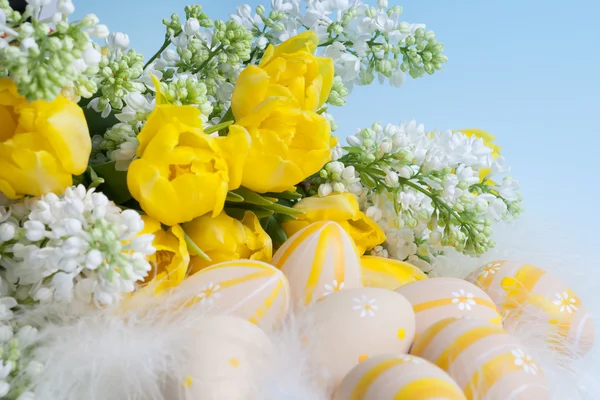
(139, 215, 191, 293)
(232, 31, 333, 120)
(183, 211, 272, 274)
(281, 193, 386, 255)
(361, 255, 427, 290)
(233, 97, 332, 193)
(127, 103, 251, 225)
(0, 78, 91, 199)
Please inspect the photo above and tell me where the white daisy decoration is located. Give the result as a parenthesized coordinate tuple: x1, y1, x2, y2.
(197, 282, 221, 307)
(511, 349, 539, 375)
(451, 289, 476, 311)
(352, 295, 378, 317)
(323, 280, 345, 296)
(553, 291, 578, 314)
(479, 262, 502, 279)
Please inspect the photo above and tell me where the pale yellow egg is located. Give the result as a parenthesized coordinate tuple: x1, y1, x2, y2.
(395, 277, 502, 338)
(467, 260, 595, 357)
(411, 317, 549, 400)
(334, 354, 466, 400)
(163, 315, 273, 400)
(361, 255, 427, 290)
(305, 287, 416, 389)
(271, 221, 362, 308)
(173, 259, 290, 332)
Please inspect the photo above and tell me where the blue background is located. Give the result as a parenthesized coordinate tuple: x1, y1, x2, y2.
(74, 0, 600, 238)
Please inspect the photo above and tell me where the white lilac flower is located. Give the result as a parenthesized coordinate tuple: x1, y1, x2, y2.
(0, 186, 154, 307)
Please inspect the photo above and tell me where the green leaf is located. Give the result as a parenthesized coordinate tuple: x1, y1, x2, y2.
(87, 166, 105, 189)
(90, 162, 132, 205)
(261, 216, 287, 249)
(79, 98, 119, 136)
(184, 232, 211, 261)
(342, 146, 364, 154)
(231, 186, 274, 206)
(263, 202, 304, 216)
(359, 172, 377, 188)
(263, 190, 303, 200)
(225, 207, 274, 220)
(275, 213, 298, 223)
(226, 191, 245, 202)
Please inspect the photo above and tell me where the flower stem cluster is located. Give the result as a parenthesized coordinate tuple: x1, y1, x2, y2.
(0, 0, 108, 102)
(329, 121, 521, 268)
(0, 186, 155, 308)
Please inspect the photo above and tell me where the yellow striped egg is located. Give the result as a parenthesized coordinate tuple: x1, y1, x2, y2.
(467, 260, 595, 356)
(163, 316, 273, 399)
(334, 354, 466, 400)
(361, 256, 427, 290)
(271, 221, 362, 307)
(411, 317, 549, 400)
(306, 287, 416, 388)
(174, 260, 290, 332)
(395, 277, 502, 337)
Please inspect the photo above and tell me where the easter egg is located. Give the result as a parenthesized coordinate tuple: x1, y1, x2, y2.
(467, 261, 595, 356)
(163, 315, 273, 399)
(411, 317, 549, 400)
(271, 221, 362, 307)
(306, 287, 416, 388)
(334, 354, 466, 400)
(174, 259, 290, 332)
(395, 277, 502, 337)
(361, 256, 427, 290)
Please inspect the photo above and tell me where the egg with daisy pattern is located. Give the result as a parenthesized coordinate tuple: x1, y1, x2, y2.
(271, 221, 363, 308)
(410, 317, 549, 400)
(305, 287, 416, 388)
(395, 277, 502, 338)
(173, 259, 290, 332)
(466, 260, 595, 357)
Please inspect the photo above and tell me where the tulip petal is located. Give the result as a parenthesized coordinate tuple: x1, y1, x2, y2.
(231, 66, 271, 121)
(214, 124, 251, 191)
(259, 31, 319, 67)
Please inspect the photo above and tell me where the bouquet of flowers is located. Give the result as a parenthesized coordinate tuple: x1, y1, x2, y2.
(0, 1, 594, 400)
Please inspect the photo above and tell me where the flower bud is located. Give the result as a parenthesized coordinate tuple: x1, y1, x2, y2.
(318, 183, 333, 197)
(366, 206, 383, 222)
(0, 223, 16, 242)
(379, 141, 392, 154)
(107, 32, 130, 50)
(327, 161, 344, 175)
(378, 0, 389, 8)
(385, 171, 399, 187)
(319, 169, 328, 179)
(162, 48, 179, 63)
(332, 182, 345, 193)
(398, 22, 411, 34)
(256, 5, 266, 16)
(58, 0, 75, 15)
(347, 135, 362, 146)
(342, 166, 356, 180)
(82, 46, 101, 67)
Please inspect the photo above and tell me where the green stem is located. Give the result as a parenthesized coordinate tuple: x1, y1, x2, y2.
(144, 37, 171, 69)
(184, 233, 212, 262)
(399, 178, 474, 237)
(205, 120, 234, 134)
(192, 44, 224, 74)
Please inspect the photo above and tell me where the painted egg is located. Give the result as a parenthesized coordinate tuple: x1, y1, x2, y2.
(334, 354, 466, 400)
(466, 260, 595, 356)
(164, 315, 273, 400)
(173, 259, 290, 332)
(271, 221, 362, 307)
(411, 317, 549, 400)
(306, 287, 416, 388)
(395, 277, 502, 337)
(361, 256, 427, 290)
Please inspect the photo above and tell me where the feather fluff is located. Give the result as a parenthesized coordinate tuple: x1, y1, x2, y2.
(26, 210, 600, 399)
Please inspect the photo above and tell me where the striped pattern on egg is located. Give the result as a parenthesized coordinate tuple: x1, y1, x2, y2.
(395, 277, 502, 337)
(411, 317, 549, 400)
(360, 256, 427, 291)
(467, 261, 595, 356)
(334, 353, 466, 400)
(175, 260, 290, 332)
(271, 221, 362, 307)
